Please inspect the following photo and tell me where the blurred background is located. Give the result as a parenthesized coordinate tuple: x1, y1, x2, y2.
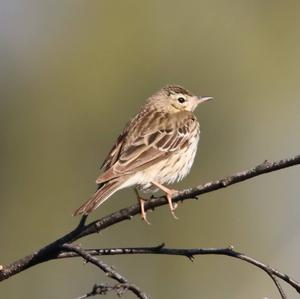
(1, 1, 300, 298)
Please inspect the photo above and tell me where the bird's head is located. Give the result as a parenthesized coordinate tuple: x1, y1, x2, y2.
(147, 85, 213, 113)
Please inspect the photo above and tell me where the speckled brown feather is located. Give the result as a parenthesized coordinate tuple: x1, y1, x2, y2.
(96, 108, 198, 184)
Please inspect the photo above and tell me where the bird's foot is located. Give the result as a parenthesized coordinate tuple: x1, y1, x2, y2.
(166, 189, 179, 220)
(134, 188, 151, 225)
(139, 198, 151, 225)
(150, 181, 179, 220)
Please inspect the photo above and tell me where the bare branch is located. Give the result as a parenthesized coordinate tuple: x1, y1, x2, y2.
(0, 154, 299, 285)
(76, 283, 144, 299)
(76, 154, 300, 239)
(59, 243, 300, 296)
(267, 274, 287, 299)
(62, 244, 150, 299)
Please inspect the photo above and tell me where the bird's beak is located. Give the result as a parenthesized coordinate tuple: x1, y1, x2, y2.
(197, 96, 214, 104)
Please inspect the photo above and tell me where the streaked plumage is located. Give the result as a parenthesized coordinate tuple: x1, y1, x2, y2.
(74, 85, 212, 221)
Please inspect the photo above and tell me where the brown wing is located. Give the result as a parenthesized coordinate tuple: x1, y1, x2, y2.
(96, 109, 198, 184)
(100, 129, 128, 171)
(99, 108, 150, 171)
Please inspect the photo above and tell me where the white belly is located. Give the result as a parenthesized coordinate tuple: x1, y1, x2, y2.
(120, 133, 200, 191)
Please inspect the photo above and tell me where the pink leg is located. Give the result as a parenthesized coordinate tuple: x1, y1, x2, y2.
(134, 188, 151, 225)
(151, 181, 178, 219)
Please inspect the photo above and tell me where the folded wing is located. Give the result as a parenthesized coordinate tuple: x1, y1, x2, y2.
(96, 110, 198, 184)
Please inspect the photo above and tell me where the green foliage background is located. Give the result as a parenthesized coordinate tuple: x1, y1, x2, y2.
(1, 1, 300, 298)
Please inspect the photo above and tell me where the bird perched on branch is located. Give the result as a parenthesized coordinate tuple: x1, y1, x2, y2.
(74, 85, 212, 223)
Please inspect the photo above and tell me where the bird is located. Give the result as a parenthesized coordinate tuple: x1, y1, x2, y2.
(74, 85, 212, 223)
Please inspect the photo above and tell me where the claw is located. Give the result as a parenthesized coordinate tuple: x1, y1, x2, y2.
(134, 188, 151, 225)
(166, 192, 179, 220)
(140, 198, 151, 225)
(151, 181, 179, 220)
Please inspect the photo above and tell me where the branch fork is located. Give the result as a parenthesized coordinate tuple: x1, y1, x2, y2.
(1, 154, 300, 298)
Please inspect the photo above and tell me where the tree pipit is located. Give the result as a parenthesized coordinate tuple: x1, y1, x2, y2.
(74, 85, 212, 223)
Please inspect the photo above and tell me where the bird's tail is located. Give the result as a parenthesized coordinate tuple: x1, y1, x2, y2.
(73, 179, 124, 216)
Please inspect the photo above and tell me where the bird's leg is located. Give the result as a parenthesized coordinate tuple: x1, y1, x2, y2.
(151, 181, 178, 219)
(134, 188, 151, 225)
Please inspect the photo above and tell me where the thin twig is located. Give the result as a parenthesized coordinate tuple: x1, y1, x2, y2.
(0, 155, 299, 284)
(59, 243, 298, 296)
(62, 244, 150, 299)
(76, 283, 142, 299)
(267, 274, 287, 299)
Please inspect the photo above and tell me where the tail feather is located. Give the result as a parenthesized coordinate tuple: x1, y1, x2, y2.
(73, 180, 123, 216)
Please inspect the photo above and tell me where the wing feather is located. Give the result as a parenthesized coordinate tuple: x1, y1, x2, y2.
(96, 109, 198, 184)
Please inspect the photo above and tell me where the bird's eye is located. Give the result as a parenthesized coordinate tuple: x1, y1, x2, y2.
(177, 97, 186, 103)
